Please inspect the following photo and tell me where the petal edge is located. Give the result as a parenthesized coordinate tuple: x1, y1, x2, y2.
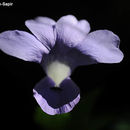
(77, 30, 124, 63)
(0, 30, 48, 62)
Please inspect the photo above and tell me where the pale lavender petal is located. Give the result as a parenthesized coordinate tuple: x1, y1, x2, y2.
(77, 30, 124, 63)
(0, 30, 49, 62)
(78, 19, 90, 34)
(33, 77, 80, 115)
(57, 15, 78, 25)
(56, 15, 87, 47)
(25, 20, 55, 49)
(57, 15, 90, 34)
(34, 16, 56, 25)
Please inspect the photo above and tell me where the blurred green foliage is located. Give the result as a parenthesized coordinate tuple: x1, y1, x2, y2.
(115, 121, 130, 130)
(34, 107, 71, 130)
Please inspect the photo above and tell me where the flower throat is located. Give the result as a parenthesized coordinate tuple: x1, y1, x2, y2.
(46, 61, 71, 87)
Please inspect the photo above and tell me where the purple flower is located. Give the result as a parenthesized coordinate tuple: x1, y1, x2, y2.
(0, 15, 124, 115)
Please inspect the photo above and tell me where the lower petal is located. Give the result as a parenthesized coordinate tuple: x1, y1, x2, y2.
(33, 77, 80, 115)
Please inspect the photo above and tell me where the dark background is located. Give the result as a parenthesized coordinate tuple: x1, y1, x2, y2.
(0, 0, 129, 130)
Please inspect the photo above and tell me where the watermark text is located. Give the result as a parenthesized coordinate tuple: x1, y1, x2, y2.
(0, 2, 13, 7)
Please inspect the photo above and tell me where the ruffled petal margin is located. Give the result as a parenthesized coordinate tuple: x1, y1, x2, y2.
(33, 89, 80, 115)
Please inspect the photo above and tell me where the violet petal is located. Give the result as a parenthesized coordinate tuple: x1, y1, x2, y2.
(0, 30, 48, 63)
(77, 30, 124, 63)
(25, 19, 55, 49)
(33, 77, 80, 115)
(34, 16, 56, 25)
(41, 44, 96, 71)
(78, 19, 90, 34)
(56, 15, 89, 47)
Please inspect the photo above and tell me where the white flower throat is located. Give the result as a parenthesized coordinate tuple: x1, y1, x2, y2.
(46, 61, 71, 87)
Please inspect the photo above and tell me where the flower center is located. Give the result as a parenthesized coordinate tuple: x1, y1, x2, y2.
(46, 61, 71, 87)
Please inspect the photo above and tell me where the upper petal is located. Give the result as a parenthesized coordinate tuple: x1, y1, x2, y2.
(78, 19, 90, 34)
(56, 15, 90, 47)
(77, 30, 124, 63)
(25, 19, 55, 49)
(0, 30, 48, 63)
(33, 16, 56, 25)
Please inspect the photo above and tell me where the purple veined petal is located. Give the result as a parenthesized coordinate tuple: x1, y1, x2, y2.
(25, 19, 56, 49)
(56, 15, 87, 47)
(34, 16, 56, 25)
(33, 76, 80, 115)
(77, 30, 124, 63)
(0, 30, 49, 63)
